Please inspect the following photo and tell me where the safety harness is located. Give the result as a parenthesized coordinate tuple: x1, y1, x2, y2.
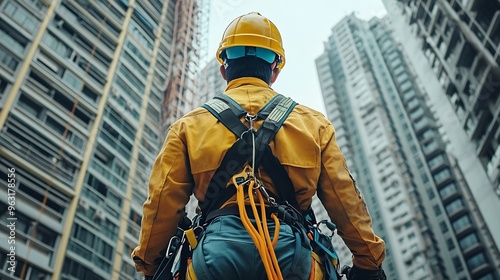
(153, 94, 341, 280)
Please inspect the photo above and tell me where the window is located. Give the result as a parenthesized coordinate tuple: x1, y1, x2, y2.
(400, 80, 413, 92)
(433, 204, 442, 216)
(17, 94, 44, 118)
(428, 154, 445, 169)
(446, 199, 464, 214)
(408, 232, 416, 239)
(427, 187, 436, 200)
(459, 233, 479, 251)
(403, 89, 416, 101)
(122, 51, 148, 79)
(0, 24, 27, 56)
(396, 73, 409, 83)
(37, 51, 64, 76)
(119, 64, 145, 93)
(389, 57, 402, 68)
(0, 76, 10, 100)
(446, 238, 455, 250)
(434, 169, 451, 184)
(439, 183, 457, 198)
(72, 224, 95, 247)
(77, 56, 107, 86)
(478, 273, 495, 280)
(62, 70, 83, 92)
(42, 32, 72, 58)
(62, 258, 106, 280)
(105, 108, 136, 140)
(129, 22, 154, 51)
(452, 215, 472, 232)
(440, 221, 449, 233)
(452, 256, 464, 272)
(467, 252, 487, 270)
(82, 85, 99, 104)
(0, 207, 57, 248)
(0, 47, 20, 72)
(100, 122, 133, 161)
(3, 2, 39, 34)
(421, 173, 429, 183)
(59, 2, 115, 49)
(407, 98, 419, 109)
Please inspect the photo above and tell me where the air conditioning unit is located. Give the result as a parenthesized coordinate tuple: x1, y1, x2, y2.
(127, 101, 134, 110)
(78, 200, 89, 211)
(112, 88, 120, 98)
(56, 19, 65, 28)
(95, 209, 106, 221)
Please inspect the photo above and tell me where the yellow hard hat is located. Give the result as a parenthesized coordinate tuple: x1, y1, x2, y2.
(216, 12, 285, 69)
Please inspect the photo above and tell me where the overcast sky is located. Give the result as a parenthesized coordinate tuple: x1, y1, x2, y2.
(207, 0, 388, 114)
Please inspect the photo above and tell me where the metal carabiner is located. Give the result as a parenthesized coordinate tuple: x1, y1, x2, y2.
(165, 235, 181, 258)
(253, 181, 277, 206)
(245, 113, 258, 130)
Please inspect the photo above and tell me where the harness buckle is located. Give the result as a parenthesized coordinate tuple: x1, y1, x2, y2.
(253, 180, 277, 206)
(245, 113, 258, 129)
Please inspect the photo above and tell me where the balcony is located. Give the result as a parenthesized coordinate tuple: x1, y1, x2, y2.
(407, 98, 421, 112)
(423, 141, 443, 158)
(440, 188, 460, 204)
(89, 159, 127, 192)
(486, 146, 500, 181)
(428, 154, 449, 172)
(414, 117, 433, 133)
(446, 201, 467, 219)
(453, 221, 475, 237)
(470, 263, 492, 278)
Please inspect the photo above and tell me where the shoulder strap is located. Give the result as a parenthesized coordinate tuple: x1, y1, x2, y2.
(253, 96, 296, 166)
(201, 95, 248, 138)
(199, 94, 298, 217)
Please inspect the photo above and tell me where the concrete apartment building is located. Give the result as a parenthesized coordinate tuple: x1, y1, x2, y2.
(381, 0, 500, 277)
(0, 0, 206, 279)
(316, 14, 499, 279)
(198, 58, 226, 105)
(381, 0, 500, 247)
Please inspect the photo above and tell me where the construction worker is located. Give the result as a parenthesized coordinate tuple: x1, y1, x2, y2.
(132, 12, 386, 280)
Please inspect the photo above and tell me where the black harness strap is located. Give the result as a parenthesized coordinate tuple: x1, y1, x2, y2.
(261, 145, 301, 211)
(253, 97, 296, 167)
(202, 95, 247, 138)
(200, 94, 299, 218)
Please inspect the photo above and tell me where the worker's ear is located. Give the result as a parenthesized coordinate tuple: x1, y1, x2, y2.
(270, 67, 280, 85)
(219, 65, 227, 81)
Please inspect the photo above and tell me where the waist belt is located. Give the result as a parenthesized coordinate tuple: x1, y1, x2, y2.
(205, 205, 278, 223)
(205, 204, 303, 227)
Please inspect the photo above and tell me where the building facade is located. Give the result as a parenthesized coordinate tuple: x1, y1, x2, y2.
(0, 0, 206, 279)
(198, 58, 226, 105)
(316, 14, 499, 279)
(381, 0, 500, 251)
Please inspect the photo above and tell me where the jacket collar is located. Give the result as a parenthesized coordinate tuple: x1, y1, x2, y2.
(225, 77, 272, 91)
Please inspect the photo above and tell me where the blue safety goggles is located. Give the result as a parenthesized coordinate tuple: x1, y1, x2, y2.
(224, 46, 277, 64)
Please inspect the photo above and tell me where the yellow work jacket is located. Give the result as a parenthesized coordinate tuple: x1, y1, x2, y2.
(132, 77, 385, 276)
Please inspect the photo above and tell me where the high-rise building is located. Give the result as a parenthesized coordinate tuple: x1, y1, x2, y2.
(316, 14, 500, 279)
(198, 58, 227, 105)
(381, 0, 500, 250)
(0, 0, 207, 279)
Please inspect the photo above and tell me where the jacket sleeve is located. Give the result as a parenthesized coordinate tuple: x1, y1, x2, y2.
(317, 124, 386, 270)
(131, 127, 193, 276)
